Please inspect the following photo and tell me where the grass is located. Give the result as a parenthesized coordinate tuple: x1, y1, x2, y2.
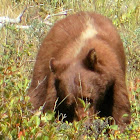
(0, 0, 139, 139)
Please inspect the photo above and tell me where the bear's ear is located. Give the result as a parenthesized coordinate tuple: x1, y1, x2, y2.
(86, 48, 97, 70)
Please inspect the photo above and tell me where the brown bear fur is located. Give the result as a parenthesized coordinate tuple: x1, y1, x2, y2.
(28, 12, 131, 128)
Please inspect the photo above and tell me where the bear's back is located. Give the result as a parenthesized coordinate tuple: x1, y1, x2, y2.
(39, 12, 125, 73)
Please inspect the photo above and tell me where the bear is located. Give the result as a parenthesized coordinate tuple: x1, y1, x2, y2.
(28, 11, 131, 128)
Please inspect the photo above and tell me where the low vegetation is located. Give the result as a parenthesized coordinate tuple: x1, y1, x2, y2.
(0, 0, 139, 139)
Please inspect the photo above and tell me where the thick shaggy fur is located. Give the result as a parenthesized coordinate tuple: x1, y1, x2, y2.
(28, 12, 131, 128)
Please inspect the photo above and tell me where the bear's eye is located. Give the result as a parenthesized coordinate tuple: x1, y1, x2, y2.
(78, 97, 93, 109)
(83, 97, 93, 104)
(79, 97, 93, 105)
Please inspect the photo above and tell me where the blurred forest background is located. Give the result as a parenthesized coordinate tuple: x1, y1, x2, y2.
(0, 0, 139, 139)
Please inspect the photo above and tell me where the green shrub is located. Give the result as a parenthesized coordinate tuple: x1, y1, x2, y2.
(0, 0, 139, 139)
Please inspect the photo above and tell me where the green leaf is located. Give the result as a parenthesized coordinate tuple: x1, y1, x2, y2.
(84, 103, 91, 112)
(110, 125, 118, 130)
(78, 98, 86, 108)
(123, 114, 129, 117)
(34, 116, 40, 127)
(46, 111, 55, 122)
(20, 135, 25, 140)
(29, 115, 40, 127)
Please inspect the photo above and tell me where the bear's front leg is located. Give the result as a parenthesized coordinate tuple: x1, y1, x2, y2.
(43, 73, 57, 113)
(112, 75, 131, 130)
